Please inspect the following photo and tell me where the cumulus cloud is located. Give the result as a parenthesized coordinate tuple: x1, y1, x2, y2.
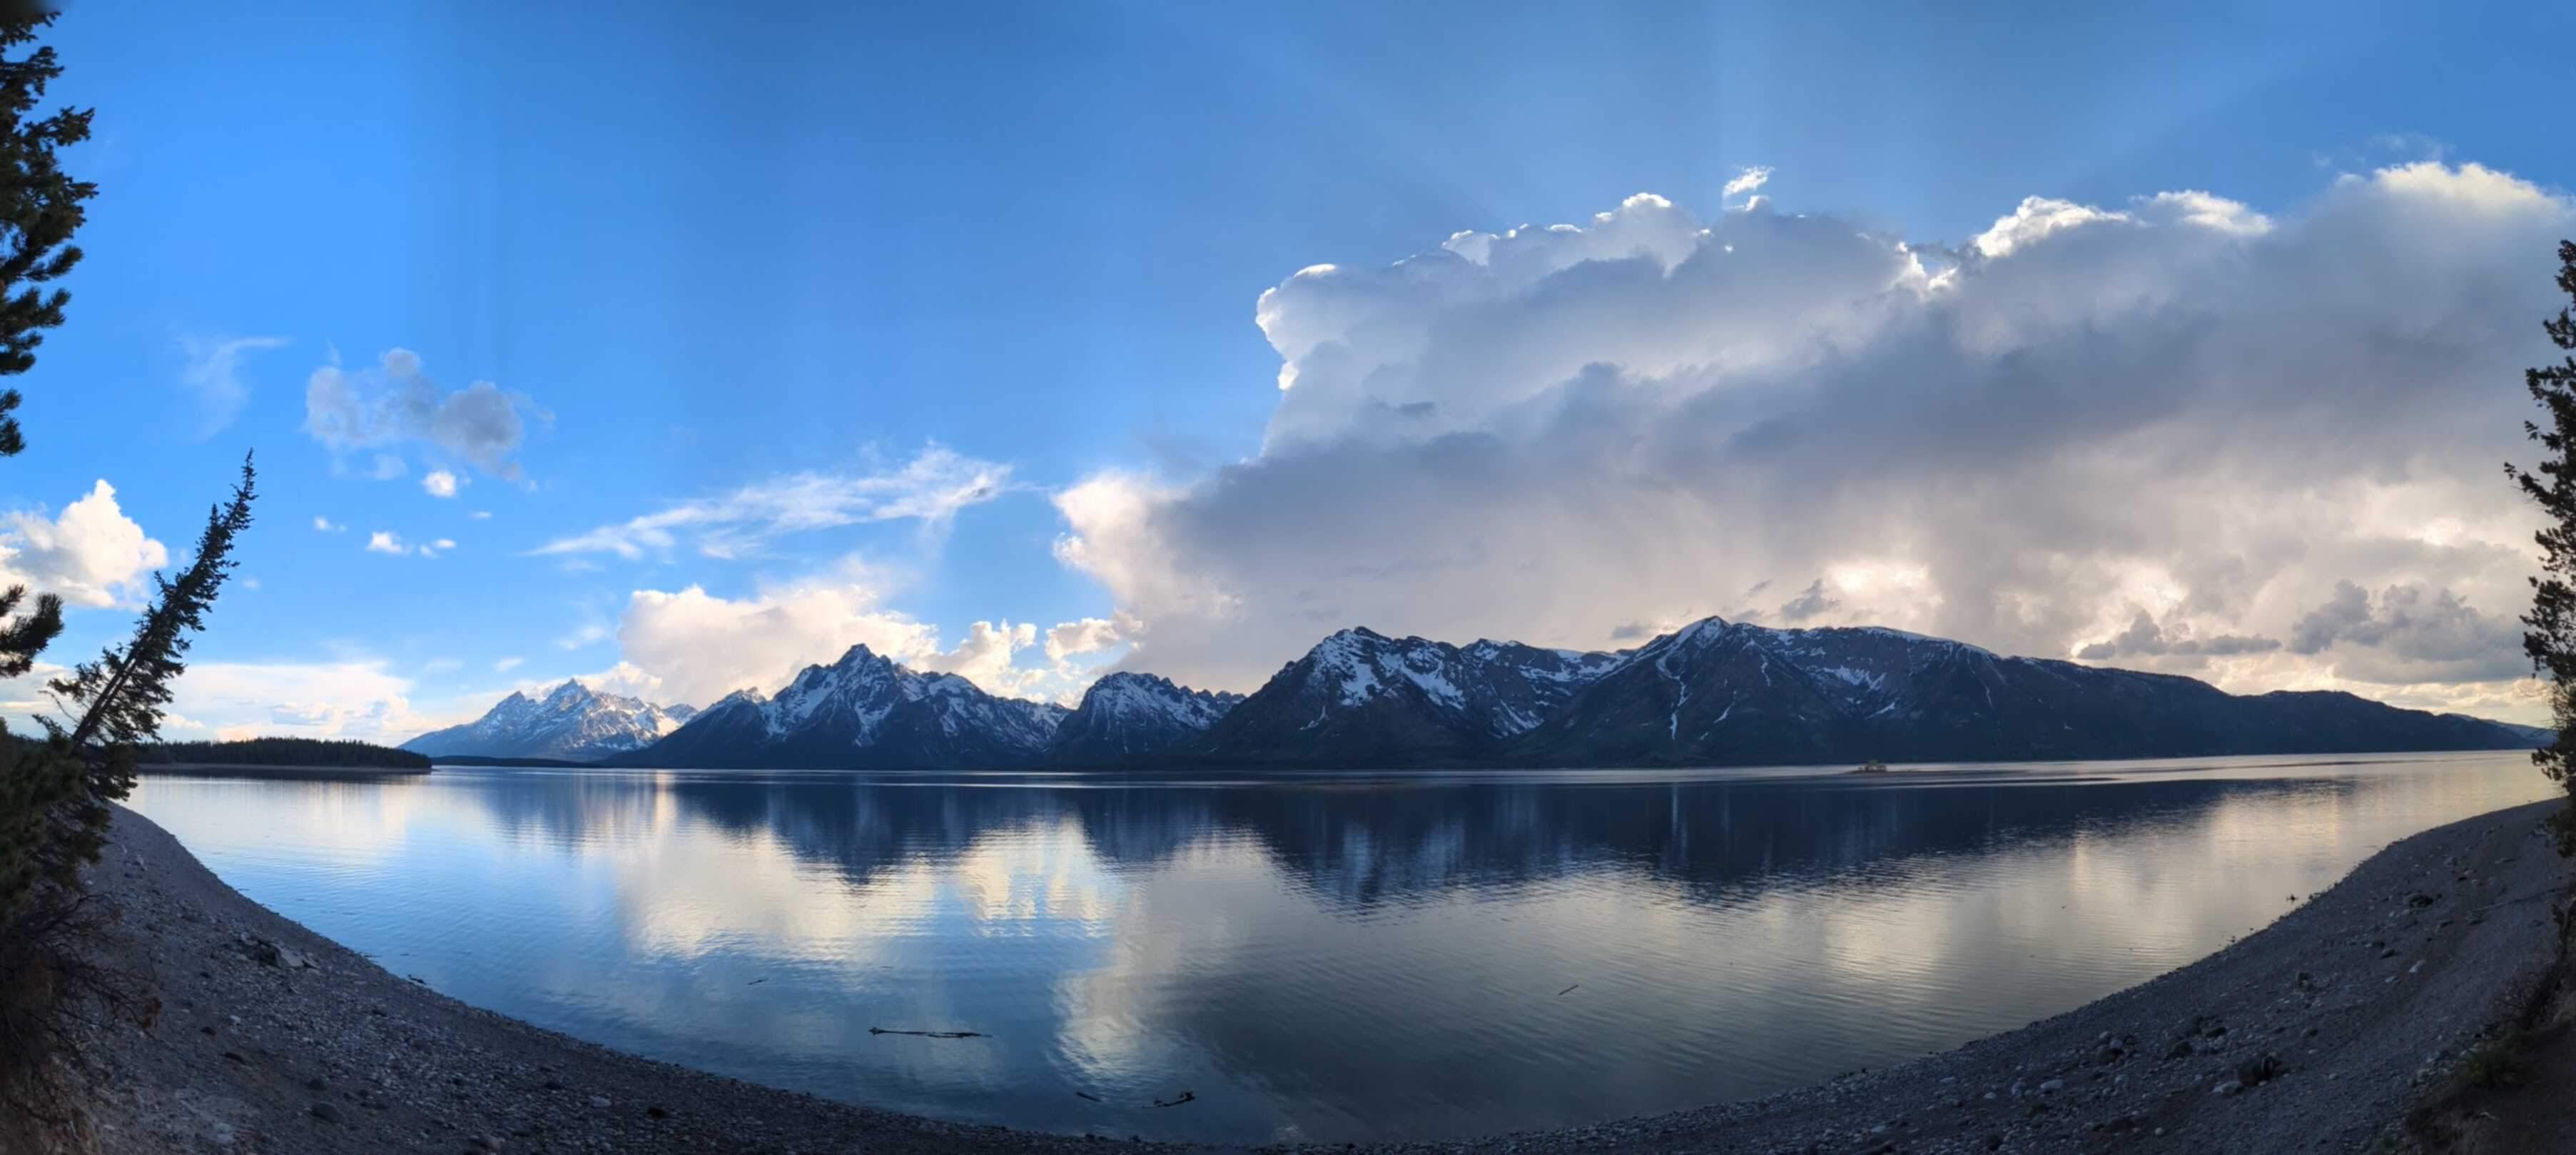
(611, 573, 941, 707)
(917, 620, 1042, 697)
(421, 469, 461, 498)
(599, 562, 1121, 707)
(0, 480, 169, 607)
(532, 445, 1010, 561)
(1774, 579, 1839, 623)
(178, 334, 289, 435)
(304, 348, 541, 480)
(166, 659, 446, 745)
(2074, 610, 2281, 662)
(1051, 164, 2570, 717)
(313, 516, 344, 533)
(1723, 166, 1773, 200)
(2286, 581, 2526, 684)
(1045, 615, 1128, 662)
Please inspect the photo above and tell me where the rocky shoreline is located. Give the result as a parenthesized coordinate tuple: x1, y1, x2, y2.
(71, 801, 2571, 1155)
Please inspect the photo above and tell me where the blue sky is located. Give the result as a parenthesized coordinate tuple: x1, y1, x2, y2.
(4, 1, 2573, 740)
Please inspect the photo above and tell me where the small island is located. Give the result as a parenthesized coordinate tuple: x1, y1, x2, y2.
(1849, 757, 1890, 774)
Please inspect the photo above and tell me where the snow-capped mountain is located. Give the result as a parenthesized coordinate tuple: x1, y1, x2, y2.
(1050, 672, 1244, 764)
(459, 618, 2537, 772)
(1503, 616, 2537, 767)
(613, 644, 1070, 770)
(1184, 627, 1625, 765)
(400, 680, 697, 762)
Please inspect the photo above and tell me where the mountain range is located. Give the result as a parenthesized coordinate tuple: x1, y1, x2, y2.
(398, 680, 699, 762)
(402, 617, 2548, 770)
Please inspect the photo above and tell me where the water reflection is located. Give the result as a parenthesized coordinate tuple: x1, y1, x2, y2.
(127, 752, 2550, 1143)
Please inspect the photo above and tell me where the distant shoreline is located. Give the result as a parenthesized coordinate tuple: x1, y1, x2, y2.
(134, 762, 433, 779)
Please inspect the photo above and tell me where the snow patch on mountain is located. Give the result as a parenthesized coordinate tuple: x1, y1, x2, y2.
(1051, 672, 1244, 762)
(400, 680, 698, 761)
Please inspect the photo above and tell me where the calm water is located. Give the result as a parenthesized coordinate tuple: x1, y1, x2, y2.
(127, 752, 2550, 1143)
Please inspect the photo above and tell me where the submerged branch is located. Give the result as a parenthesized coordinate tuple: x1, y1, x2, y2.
(868, 1027, 986, 1039)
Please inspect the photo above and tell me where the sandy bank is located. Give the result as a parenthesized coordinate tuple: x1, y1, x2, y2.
(68, 802, 2570, 1154)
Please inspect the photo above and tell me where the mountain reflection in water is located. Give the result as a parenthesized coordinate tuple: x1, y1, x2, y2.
(128, 752, 2550, 1143)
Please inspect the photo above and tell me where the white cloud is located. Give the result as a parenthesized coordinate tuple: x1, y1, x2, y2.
(557, 622, 610, 650)
(421, 469, 461, 498)
(1722, 166, 1773, 199)
(166, 659, 454, 746)
(0, 480, 170, 607)
(1051, 163, 2572, 720)
(178, 334, 290, 435)
(916, 620, 1043, 697)
(365, 531, 409, 555)
(493, 657, 523, 672)
(603, 563, 1112, 707)
(1044, 616, 1127, 663)
(470, 510, 492, 520)
(530, 444, 1010, 560)
(612, 573, 941, 706)
(313, 516, 344, 533)
(304, 348, 541, 480)
(1969, 195, 2138, 258)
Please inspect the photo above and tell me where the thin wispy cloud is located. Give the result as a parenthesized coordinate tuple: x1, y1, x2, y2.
(1722, 166, 1773, 199)
(530, 444, 1013, 560)
(313, 516, 345, 533)
(178, 333, 290, 436)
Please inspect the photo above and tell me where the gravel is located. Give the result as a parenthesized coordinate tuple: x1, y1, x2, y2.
(69, 800, 2570, 1154)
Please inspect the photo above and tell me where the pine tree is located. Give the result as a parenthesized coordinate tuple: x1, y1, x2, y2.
(0, 5, 95, 458)
(48, 455, 255, 763)
(2507, 238, 2576, 854)
(0, 456, 257, 921)
(0, 5, 88, 701)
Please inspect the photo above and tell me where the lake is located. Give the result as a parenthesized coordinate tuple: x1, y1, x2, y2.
(126, 751, 2552, 1144)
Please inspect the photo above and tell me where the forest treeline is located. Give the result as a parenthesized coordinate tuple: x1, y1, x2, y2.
(133, 737, 430, 770)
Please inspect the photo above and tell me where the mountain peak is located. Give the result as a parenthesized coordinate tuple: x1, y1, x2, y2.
(1094, 670, 1177, 692)
(400, 677, 699, 760)
(833, 642, 892, 667)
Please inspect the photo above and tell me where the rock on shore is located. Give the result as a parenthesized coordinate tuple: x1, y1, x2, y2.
(68, 801, 2570, 1154)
